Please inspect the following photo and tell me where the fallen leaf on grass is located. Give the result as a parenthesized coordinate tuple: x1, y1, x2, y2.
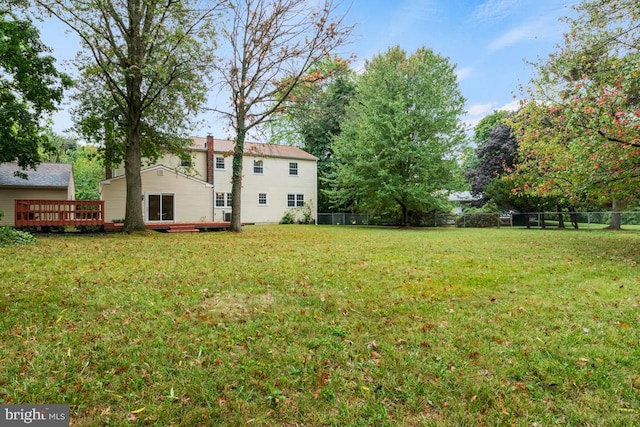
(422, 322, 436, 332)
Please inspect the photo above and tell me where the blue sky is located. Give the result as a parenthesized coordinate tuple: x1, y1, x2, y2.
(38, 0, 579, 138)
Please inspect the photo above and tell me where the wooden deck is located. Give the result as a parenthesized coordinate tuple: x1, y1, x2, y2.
(15, 199, 104, 227)
(14, 199, 230, 232)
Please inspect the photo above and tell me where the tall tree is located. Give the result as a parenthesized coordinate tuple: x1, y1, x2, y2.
(268, 56, 356, 212)
(39, 132, 103, 200)
(0, 2, 71, 169)
(328, 46, 466, 226)
(212, 0, 352, 232)
(512, 0, 640, 228)
(36, 0, 219, 232)
(465, 112, 519, 207)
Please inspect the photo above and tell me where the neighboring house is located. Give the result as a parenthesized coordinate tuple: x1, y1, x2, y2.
(448, 191, 481, 215)
(100, 136, 318, 224)
(0, 162, 75, 226)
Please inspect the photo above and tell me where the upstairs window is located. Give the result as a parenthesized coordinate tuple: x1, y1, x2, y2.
(289, 162, 298, 176)
(215, 156, 225, 169)
(253, 159, 264, 174)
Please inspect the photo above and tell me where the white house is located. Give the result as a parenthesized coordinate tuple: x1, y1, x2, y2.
(99, 136, 318, 224)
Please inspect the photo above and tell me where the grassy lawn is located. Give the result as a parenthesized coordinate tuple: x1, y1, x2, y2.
(1, 226, 639, 426)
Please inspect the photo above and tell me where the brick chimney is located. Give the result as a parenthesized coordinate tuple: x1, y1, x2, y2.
(206, 135, 214, 185)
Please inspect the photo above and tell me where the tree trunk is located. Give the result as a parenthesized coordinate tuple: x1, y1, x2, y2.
(122, 138, 145, 232)
(398, 201, 408, 227)
(557, 203, 565, 229)
(230, 125, 246, 233)
(122, 66, 145, 233)
(569, 206, 579, 229)
(609, 200, 622, 230)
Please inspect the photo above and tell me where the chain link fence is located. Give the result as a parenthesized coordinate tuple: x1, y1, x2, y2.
(317, 213, 371, 225)
(318, 211, 640, 229)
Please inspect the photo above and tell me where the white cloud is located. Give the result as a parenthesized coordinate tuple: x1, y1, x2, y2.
(462, 103, 495, 130)
(468, 0, 521, 22)
(498, 99, 522, 112)
(489, 22, 538, 51)
(456, 67, 473, 81)
(467, 103, 494, 116)
(488, 14, 564, 51)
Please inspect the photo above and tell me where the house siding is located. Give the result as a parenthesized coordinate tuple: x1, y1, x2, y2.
(100, 138, 317, 224)
(100, 167, 213, 223)
(0, 188, 70, 226)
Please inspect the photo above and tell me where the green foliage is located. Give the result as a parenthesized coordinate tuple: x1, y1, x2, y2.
(0, 226, 36, 246)
(0, 8, 71, 168)
(37, 0, 218, 232)
(280, 202, 315, 224)
(268, 57, 356, 212)
(1, 227, 639, 425)
(280, 210, 296, 224)
(511, 0, 640, 208)
(473, 110, 509, 146)
(212, 0, 352, 231)
(329, 46, 466, 226)
(456, 202, 500, 228)
(38, 132, 103, 200)
(72, 145, 103, 200)
(465, 115, 523, 209)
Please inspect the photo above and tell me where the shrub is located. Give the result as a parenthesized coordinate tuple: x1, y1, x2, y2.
(456, 202, 500, 228)
(280, 202, 316, 225)
(0, 227, 37, 247)
(299, 202, 315, 224)
(280, 211, 296, 224)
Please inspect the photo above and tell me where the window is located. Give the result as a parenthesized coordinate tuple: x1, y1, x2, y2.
(226, 192, 232, 207)
(258, 193, 267, 206)
(180, 159, 192, 168)
(215, 156, 225, 169)
(289, 162, 298, 176)
(287, 193, 304, 207)
(215, 192, 225, 207)
(253, 159, 264, 174)
(216, 192, 233, 207)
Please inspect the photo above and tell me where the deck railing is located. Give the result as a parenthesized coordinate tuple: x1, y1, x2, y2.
(15, 199, 104, 227)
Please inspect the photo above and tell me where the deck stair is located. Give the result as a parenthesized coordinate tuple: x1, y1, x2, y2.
(167, 224, 200, 233)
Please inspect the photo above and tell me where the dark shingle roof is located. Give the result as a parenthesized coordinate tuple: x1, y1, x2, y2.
(0, 162, 73, 188)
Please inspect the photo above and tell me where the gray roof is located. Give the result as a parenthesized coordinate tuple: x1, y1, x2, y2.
(0, 162, 73, 188)
(448, 191, 481, 203)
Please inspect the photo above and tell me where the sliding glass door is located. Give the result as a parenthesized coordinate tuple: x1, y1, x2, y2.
(147, 193, 174, 221)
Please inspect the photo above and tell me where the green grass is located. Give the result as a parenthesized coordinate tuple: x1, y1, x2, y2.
(1, 226, 639, 426)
